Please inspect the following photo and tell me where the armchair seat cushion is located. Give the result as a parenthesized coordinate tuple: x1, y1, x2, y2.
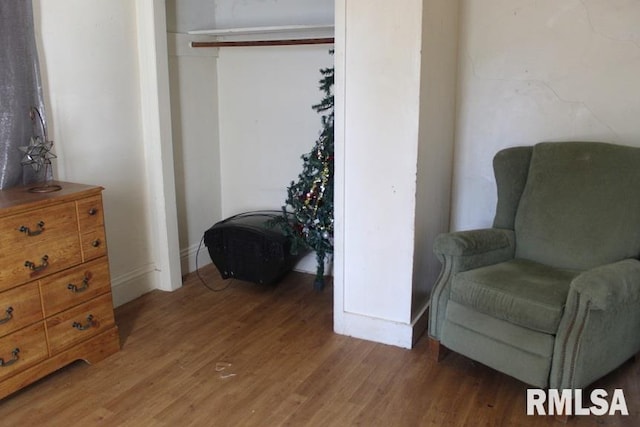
(450, 259, 580, 334)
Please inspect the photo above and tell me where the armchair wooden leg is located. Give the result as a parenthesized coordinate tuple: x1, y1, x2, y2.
(428, 337, 450, 363)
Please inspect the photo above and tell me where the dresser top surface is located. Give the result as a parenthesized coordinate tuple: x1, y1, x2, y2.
(0, 181, 103, 217)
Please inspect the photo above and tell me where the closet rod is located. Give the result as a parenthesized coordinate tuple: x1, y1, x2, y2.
(191, 37, 334, 48)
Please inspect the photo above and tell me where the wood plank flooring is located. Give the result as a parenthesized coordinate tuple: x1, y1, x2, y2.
(0, 265, 638, 426)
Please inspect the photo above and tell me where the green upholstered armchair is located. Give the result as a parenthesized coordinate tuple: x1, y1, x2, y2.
(428, 141, 640, 389)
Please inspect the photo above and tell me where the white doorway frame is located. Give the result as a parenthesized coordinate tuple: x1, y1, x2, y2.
(136, 0, 182, 292)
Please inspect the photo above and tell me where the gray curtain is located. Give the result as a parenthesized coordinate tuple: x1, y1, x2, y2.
(0, 1, 46, 189)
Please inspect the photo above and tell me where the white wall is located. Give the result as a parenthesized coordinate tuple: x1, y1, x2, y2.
(34, 0, 161, 306)
(166, 0, 333, 31)
(217, 47, 334, 218)
(166, 2, 223, 274)
(167, 36, 222, 274)
(452, 0, 640, 231)
(166, 0, 216, 33)
(214, 0, 333, 29)
(135, 0, 182, 294)
(412, 0, 460, 321)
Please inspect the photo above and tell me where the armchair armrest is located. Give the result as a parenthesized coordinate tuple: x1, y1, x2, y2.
(551, 258, 640, 389)
(429, 228, 515, 340)
(434, 228, 515, 257)
(570, 258, 640, 310)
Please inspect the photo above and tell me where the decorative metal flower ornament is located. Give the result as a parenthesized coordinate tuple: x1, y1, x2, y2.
(18, 107, 61, 192)
(19, 135, 57, 172)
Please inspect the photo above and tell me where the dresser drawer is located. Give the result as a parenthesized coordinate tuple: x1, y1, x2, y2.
(76, 195, 104, 234)
(80, 228, 108, 262)
(0, 201, 78, 249)
(0, 323, 48, 382)
(45, 293, 115, 355)
(0, 283, 43, 338)
(0, 202, 81, 291)
(0, 237, 82, 292)
(40, 258, 111, 317)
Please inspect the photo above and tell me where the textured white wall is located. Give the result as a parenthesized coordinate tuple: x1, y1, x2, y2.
(452, 0, 640, 231)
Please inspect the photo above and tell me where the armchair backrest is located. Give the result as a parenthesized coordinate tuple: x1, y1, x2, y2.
(502, 141, 640, 270)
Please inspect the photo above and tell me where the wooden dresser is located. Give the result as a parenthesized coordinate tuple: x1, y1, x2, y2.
(0, 181, 119, 399)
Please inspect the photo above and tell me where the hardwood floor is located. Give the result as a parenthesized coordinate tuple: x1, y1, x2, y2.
(0, 265, 638, 426)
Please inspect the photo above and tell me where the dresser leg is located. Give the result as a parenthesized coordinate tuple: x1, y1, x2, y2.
(81, 326, 121, 365)
(0, 327, 120, 400)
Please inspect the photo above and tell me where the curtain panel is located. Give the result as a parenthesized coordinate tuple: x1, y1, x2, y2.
(0, 1, 46, 189)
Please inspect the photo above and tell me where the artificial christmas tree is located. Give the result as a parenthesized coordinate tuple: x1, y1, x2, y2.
(274, 57, 334, 290)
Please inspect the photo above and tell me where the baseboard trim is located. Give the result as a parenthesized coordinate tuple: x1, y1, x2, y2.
(293, 251, 333, 276)
(335, 311, 413, 349)
(180, 241, 212, 275)
(180, 243, 330, 278)
(411, 301, 430, 346)
(110, 264, 158, 307)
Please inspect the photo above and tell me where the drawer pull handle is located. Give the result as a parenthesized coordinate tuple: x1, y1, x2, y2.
(0, 307, 13, 325)
(18, 221, 45, 236)
(91, 239, 102, 248)
(24, 255, 49, 272)
(67, 275, 91, 293)
(0, 307, 14, 325)
(88, 208, 98, 216)
(0, 348, 20, 367)
(72, 314, 94, 331)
